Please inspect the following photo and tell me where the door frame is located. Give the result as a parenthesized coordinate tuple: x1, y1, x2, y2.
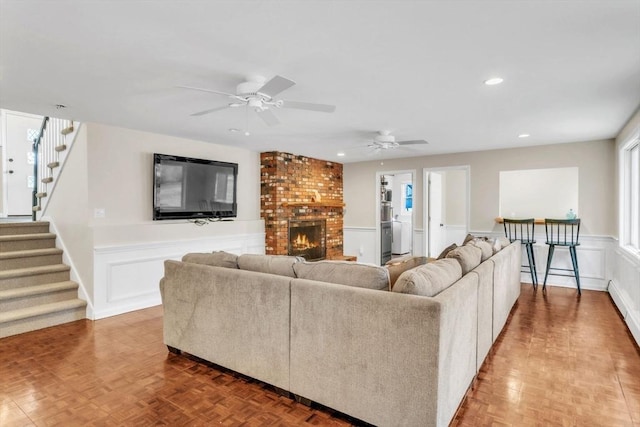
(375, 169, 416, 265)
(423, 166, 471, 258)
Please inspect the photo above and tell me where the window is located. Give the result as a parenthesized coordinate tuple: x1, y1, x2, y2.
(402, 183, 413, 212)
(621, 132, 640, 255)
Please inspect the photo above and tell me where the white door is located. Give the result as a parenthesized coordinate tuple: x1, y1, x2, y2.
(3, 112, 42, 216)
(428, 172, 444, 257)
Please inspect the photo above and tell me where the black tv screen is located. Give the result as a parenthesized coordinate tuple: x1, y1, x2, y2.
(153, 153, 238, 220)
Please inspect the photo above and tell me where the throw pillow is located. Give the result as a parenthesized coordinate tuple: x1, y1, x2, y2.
(437, 243, 457, 260)
(385, 256, 428, 289)
(466, 239, 493, 262)
(446, 244, 482, 275)
(392, 258, 462, 297)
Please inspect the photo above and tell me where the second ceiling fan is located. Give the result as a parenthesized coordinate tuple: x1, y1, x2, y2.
(179, 75, 336, 127)
(368, 130, 428, 153)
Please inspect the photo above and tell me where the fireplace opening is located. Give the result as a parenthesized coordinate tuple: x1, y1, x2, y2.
(288, 220, 326, 261)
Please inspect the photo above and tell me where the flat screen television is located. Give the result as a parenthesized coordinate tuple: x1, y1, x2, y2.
(153, 153, 238, 220)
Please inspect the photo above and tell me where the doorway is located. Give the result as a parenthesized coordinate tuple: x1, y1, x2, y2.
(423, 167, 470, 258)
(1, 110, 43, 217)
(375, 170, 415, 265)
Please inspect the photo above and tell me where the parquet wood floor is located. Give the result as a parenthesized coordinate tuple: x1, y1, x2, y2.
(1, 285, 638, 426)
(454, 285, 640, 427)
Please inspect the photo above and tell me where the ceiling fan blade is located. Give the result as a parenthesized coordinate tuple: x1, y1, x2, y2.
(281, 101, 336, 113)
(256, 109, 280, 126)
(190, 105, 231, 116)
(397, 139, 429, 145)
(177, 85, 238, 98)
(258, 75, 296, 97)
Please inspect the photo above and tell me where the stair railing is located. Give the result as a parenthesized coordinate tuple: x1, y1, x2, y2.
(31, 116, 74, 220)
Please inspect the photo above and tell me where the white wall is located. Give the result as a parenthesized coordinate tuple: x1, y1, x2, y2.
(344, 139, 615, 236)
(46, 122, 264, 319)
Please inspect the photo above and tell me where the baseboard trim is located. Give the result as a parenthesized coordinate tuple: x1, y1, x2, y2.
(609, 280, 640, 346)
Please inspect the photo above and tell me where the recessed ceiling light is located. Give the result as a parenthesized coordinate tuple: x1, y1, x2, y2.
(484, 77, 504, 86)
(337, 152, 345, 157)
(228, 128, 239, 133)
(518, 133, 530, 138)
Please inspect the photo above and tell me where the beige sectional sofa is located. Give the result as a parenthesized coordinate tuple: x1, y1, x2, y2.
(159, 238, 521, 427)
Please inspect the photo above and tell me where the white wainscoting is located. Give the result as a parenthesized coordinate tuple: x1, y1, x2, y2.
(343, 227, 377, 265)
(93, 233, 265, 319)
(344, 227, 425, 265)
(473, 232, 612, 291)
(609, 246, 640, 346)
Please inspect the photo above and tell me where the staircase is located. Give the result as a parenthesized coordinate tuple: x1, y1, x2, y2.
(0, 221, 86, 338)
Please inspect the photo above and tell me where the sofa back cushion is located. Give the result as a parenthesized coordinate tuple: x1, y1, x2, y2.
(466, 239, 493, 262)
(446, 244, 482, 275)
(293, 261, 390, 290)
(392, 258, 462, 297)
(181, 251, 238, 269)
(385, 256, 428, 289)
(237, 254, 302, 278)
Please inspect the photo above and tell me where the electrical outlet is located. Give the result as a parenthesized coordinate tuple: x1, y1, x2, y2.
(94, 208, 105, 218)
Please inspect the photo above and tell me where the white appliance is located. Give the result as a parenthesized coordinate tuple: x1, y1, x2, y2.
(392, 221, 411, 254)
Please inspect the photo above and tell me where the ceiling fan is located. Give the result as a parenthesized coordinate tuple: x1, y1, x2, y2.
(178, 75, 336, 127)
(367, 130, 428, 154)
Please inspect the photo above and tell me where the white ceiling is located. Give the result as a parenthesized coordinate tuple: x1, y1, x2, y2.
(1, 0, 639, 163)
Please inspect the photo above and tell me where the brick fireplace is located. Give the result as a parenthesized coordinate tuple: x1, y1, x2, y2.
(260, 152, 344, 260)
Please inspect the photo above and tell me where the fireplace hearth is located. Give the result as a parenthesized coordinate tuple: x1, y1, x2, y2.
(289, 220, 326, 261)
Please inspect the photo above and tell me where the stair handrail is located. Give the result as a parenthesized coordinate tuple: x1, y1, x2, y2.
(32, 116, 50, 221)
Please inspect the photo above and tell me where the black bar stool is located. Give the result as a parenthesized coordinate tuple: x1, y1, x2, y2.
(543, 218, 581, 295)
(503, 218, 538, 288)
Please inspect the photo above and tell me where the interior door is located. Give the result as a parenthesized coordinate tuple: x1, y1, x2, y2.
(428, 172, 444, 257)
(4, 112, 41, 216)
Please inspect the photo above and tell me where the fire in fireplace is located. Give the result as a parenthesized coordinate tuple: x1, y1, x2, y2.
(288, 219, 326, 261)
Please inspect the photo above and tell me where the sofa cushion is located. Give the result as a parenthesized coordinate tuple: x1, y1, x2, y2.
(237, 254, 302, 277)
(466, 239, 493, 262)
(294, 260, 390, 290)
(437, 243, 457, 260)
(392, 258, 462, 297)
(385, 256, 428, 289)
(181, 251, 238, 269)
(446, 244, 482, 275)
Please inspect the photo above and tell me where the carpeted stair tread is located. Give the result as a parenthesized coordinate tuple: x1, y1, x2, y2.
(0, 298, 86, 324)
(0, 281, 78, 302)
(0, 248, 63, 260)
(0, 233, 56, 242)
(0, 222, 50, 236)
(0, 264, 70, 280)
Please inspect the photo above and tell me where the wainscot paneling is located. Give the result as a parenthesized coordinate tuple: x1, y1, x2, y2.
(609, 246, 640, 346)
(343, 227, 377, 265)
(343, 227, 429, 264)
(93, 233, 265, 319)
(472, 232, 612, 291)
